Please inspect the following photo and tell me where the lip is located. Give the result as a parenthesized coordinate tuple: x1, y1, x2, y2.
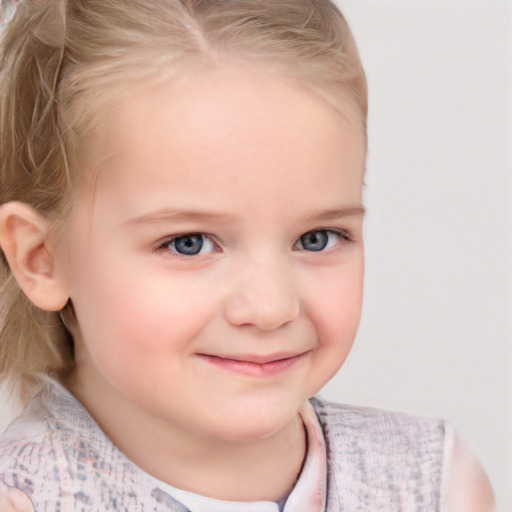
(197, 351, 309, 378)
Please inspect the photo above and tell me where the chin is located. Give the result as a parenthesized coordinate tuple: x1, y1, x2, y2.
(208, 394, 303, 443)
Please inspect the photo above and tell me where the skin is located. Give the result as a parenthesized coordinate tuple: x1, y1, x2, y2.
(55, 65, 367, 500)
(0, 65, 495, 508)
(0, 482, 34, 512)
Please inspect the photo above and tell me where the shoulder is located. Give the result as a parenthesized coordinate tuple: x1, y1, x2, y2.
(311, 395, 445, 450)
(311, 397, 495, 512)
(0, 383, 78, 507)
(0, 380, 185, 511)
(0, 386, 61, 469)
(311, 397, 444, 510)
(0, 378, 91, 456)
(0, 379, 115, 510)
(441, 422, 495, 512)
(311, 396, 445, 486)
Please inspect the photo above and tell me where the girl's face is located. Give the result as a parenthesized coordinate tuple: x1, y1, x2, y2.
(59, 65, 366, 443)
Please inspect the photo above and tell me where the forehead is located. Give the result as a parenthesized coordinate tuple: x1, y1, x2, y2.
(83, 65, 365, 220)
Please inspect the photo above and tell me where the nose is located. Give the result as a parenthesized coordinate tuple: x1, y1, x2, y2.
(223, 256, 300, 331)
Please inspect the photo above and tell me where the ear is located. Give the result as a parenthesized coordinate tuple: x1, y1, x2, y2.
(0, 201, 69, 311)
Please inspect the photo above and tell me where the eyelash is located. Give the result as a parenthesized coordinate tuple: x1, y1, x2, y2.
(295, 228, 352, 252)
(154, 233, 219, 257)
(154, 228, 353, 257)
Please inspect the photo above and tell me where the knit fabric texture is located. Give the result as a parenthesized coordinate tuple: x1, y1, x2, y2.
(0, 379, 445, 511)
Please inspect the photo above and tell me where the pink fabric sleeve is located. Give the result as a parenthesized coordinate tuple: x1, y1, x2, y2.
(440, 422, 495, 512)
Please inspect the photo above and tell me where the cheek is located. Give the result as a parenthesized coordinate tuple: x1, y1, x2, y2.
(308, 260, 364, 338)
(71, 254, 219, 357)
(303, 259, 364, 385)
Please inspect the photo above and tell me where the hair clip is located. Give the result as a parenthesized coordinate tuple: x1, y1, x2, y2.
(0, 0, 21, 27)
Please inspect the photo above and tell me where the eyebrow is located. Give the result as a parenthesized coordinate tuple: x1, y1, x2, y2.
(309, 205, 366, 221)
(124, 205, 366, 226)
(124, 209, 236, 226)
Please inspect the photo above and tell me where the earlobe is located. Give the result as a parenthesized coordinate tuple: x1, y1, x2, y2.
(0, 201, 69, 311)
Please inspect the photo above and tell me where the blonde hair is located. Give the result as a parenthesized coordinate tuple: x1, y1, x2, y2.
(0, 0, 367, 401)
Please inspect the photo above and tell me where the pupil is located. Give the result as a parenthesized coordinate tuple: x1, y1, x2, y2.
(302, 231, 328, 251)
(174, 235, 203, 255)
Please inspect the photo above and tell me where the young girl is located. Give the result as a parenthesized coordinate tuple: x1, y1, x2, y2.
(0, 1, 495, 511)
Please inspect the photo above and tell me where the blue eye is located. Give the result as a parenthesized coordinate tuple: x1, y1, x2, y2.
(297, 230, 342, 252)
(162, 234, 216, 256)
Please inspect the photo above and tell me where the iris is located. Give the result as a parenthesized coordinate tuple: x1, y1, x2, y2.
(300, 230, 329, 252)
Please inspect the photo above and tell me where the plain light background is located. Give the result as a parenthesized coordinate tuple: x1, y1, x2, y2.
(0, 0, 510, 510)
(322, 1, 511, 510)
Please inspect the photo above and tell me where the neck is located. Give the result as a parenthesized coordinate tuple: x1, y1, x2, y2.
(65, 369, 307, 502)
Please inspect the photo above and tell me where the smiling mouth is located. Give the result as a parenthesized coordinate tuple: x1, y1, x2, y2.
(197, 352, 309, 377)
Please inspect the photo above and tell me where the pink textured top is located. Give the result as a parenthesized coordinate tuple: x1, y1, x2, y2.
(0, 378, 494, 511)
